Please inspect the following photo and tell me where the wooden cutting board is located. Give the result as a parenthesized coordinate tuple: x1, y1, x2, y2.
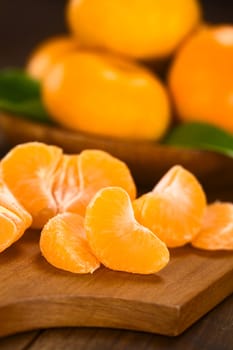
(0, 230, 233, 337)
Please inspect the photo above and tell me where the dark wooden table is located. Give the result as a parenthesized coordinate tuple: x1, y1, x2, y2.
(0, 1, 233, 348)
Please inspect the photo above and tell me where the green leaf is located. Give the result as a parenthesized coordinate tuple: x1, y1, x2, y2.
(163, 122, 233, 158)
(0, 69, 52, 123)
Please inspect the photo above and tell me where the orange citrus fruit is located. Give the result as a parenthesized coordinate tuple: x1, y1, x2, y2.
(42, 51, 171, 140)
(133, 165, 207, 247)
(26, 35, 79, 81)
(67, 0, 201, 59)
(40, 212, 100, 273)
(0, 179, 32, 252)
(53, 154, 80, 213)
(66, 149, 136, 215)
(0, 143, 136, 227)
(0, 142, 63, 228)
(85, 186, 170, 274)
(192, 202, 233, 250)
(169, 25, 233, 133)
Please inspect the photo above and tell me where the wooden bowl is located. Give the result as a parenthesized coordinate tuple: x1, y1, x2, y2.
(0, 112, 232, 190)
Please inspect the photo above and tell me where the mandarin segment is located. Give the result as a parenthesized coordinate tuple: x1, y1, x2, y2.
(53, 154, 80, 213)
(0, 180, 32, 252)
(133, 166, 207, 247)
(0, 179, 32, 230)
(0, 142, 63, 229)
(192, 202, 233, 250)
(40, 212, 100, 273)
(0, 208, 21, 252)
(85, 187, 169, 274)
(66, 149, 136, 215)
(0, 207, 29, 253)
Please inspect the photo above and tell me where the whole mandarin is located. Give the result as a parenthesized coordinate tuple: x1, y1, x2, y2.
(67, 0, 201, 60)
(42, 51, 171, 140)
(26, 35, 79, 81)
(169, 25, 233, 134)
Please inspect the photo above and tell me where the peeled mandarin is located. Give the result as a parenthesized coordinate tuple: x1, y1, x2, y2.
(85, 187, 170, 274)
(0, 142, 63, 229)
(40, 212, 100, 273)
(53, 154, 80, 213)
(42, 51, 171, 140)
(66, 149, 136, 215)
(52, 149, 136, 216)
(133, 166, 207, 247)
(67, 0, 201, 59)
(169, 25, 233, 133)
(0, 142, 136, 228)
(26, 35, 79, 81)
(192, 202, 233, 250)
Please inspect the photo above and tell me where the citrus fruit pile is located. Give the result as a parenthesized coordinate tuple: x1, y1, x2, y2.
(0, 142, 232, 275)
(25, 0, 233, 140)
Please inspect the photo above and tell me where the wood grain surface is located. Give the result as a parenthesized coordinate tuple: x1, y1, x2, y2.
(1, 292, 233, 350)
(0, 228, 233, 338)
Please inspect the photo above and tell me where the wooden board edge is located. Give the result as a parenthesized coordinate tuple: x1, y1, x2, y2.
(176, 268, 233, 335)
(0, 296, 181, 338)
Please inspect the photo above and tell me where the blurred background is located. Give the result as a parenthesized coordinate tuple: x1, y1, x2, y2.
(0, 0, 233, 68)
